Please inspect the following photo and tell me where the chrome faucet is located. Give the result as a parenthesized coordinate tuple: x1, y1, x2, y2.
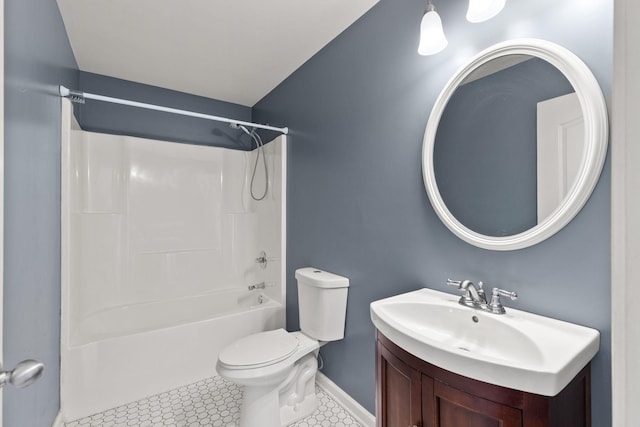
(248, 282, 266, 291)
(446, 279, 517, 314)
(446, 279, 486, 307)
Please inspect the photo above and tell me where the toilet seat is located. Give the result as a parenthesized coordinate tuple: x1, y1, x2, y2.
(218, 329, 299, 369)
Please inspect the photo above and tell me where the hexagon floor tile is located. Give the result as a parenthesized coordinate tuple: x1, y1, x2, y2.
(65, 376, 363, 427)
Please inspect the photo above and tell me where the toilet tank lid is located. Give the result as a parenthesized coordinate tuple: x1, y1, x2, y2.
(295, 267, 349, 288)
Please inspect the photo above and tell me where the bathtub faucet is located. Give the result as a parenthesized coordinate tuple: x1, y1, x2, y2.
(248, 282, 266, 291)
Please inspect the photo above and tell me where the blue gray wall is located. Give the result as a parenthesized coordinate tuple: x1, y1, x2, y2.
(254, 0, 612, 425)
(4, 0, 78, 426)
(77, 72, 254, 150)
(3, 0, 613, 425)
(3, 9, 256, 426)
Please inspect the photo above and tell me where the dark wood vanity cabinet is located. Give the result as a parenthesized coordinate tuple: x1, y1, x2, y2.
(377, 336, 422, 426)
(376, 332, 591, 427)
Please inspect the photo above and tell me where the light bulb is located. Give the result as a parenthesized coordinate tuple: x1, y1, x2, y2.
(466, 0, 506, 23)
(418, 6, 448, 56)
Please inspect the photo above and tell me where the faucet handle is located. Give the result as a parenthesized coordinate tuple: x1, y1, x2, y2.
(446, 279, 462, 288)
(488, 288, 518, 314)
(493, 288, 518, 300)
(256, 251, 276, 269)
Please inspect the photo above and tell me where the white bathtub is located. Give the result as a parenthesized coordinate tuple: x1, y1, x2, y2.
(60, 107, 287, 423)
(70, 288, 278, 346)
(61, 290, 284, 422)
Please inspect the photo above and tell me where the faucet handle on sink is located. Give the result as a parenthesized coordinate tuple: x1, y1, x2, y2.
(489, 288, 518, 314)
(446, 278, 484, 294)
(494, 288, 518, 300)
(446, 279, 463, 288)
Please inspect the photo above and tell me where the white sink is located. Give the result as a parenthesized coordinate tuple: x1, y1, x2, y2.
(370, 288, 599, 396)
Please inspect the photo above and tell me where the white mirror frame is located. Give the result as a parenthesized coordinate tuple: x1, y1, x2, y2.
(423, 39, 608, 251)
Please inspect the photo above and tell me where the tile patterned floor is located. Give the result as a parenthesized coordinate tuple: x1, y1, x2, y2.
(65, 376, 362, 427)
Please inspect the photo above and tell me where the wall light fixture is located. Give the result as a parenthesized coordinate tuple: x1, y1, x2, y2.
(419, 0, 507, 55)
(418, 0, 448, 56)
(466, 0, 507, 23)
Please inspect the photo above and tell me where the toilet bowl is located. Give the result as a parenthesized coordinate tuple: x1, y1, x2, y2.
(217, 329, 320, 427)
(216, 268, 349, 427)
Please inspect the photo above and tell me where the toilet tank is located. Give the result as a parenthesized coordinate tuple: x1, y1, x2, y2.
(295, 267, 349, 342)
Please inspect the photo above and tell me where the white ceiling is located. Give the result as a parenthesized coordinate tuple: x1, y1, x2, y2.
(57, 0, 379, 107)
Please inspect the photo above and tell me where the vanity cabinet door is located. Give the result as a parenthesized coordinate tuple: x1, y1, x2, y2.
(423, 378, 523, 427)
(376, 332, 591, 427)
(376, 340, 422, 427)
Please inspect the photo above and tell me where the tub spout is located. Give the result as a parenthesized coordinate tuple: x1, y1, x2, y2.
(248, 282, 266, 291)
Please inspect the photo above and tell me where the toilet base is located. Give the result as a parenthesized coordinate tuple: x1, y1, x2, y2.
(279, 353, 318, 425)
(280, 391, 317, 426)
(239, 383, 282, 427)
(237, 352, 319, 427)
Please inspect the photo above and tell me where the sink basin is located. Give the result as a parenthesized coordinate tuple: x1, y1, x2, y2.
(370, 288, 599, 396)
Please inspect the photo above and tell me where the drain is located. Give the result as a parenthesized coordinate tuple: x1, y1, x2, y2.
(472, 316, 479, 323)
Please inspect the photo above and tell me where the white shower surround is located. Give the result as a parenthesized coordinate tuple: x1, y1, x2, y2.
(60, 100, 286, 422)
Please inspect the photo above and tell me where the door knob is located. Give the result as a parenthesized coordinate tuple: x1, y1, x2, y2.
(0, 360, 44, 389)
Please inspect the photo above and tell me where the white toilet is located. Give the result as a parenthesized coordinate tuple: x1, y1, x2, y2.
(216, 267, 349, 427)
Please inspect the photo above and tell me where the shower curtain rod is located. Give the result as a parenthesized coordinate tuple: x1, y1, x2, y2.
(58, 85, 289, 135)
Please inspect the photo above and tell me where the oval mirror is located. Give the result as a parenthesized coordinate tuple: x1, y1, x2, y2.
(422, 39, 608, 250)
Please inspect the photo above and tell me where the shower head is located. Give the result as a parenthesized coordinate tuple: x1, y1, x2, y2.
(229, 122, 253, 137)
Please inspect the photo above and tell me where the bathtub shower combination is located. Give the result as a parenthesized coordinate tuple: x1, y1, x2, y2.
(59, 100, 287, 422)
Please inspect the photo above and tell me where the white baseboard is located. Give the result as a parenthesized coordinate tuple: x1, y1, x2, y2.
(52, 411, 65, 427)
(316, 372, 375, 427)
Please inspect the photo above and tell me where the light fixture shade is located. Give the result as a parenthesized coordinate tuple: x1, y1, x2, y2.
(466, 0, 506, 23)
(418, 9, 448, 56)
